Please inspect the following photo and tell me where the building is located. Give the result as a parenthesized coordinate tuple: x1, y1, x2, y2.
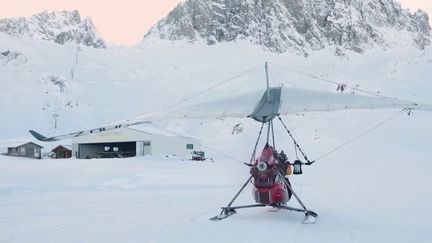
(7, 142, 43, 159)
(72, 126, 201, 159)
(51, 145, 72, 159)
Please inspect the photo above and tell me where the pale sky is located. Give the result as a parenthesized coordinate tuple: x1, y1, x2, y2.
(0, 0, 430, 45)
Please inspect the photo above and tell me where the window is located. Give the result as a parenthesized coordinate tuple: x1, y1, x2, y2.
(104, 146, 110, 151)
(186, 144, 194, 150)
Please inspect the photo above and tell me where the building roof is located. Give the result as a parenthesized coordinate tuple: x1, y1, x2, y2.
(52, 145, 72, 151)
(6, 142, 43, 148)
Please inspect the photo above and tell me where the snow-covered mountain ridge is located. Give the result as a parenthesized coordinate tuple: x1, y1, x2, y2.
(145, 0, 431, 54)
(0, 10, 106, 48)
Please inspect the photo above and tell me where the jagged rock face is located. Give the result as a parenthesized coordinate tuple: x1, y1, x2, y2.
(0, 10, 106, 48)
(0, 50, 27, 66)
(145, 0, 431, 54)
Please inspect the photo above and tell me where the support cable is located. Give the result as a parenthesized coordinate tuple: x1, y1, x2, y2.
(266, 121, 271, 144)
(294, 141, 299, 160)
(277, 115, 314, 165)
(313, 108, 409, 162)
(141, 62, 266, 118)
(268, 62, 418, 106)
(271, 120, 276, 149)
(249, 122, 266, 164)
(145, 123, 246, 164)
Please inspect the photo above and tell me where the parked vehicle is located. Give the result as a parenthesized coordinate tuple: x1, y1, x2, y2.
(191, 151, 205, 161)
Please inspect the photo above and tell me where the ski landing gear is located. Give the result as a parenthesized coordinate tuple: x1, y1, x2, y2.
(210, 204, 317, 223)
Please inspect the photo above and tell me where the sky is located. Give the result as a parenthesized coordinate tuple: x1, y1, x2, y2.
(0, 0, 430, 45)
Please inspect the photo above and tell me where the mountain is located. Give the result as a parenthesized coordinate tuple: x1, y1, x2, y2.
(0, 4, 431, 140)
(0, 10, 106, 48)
(1, 27, 431, 139)
(1, 5, 432, 242)
(145, 0, 431, 54)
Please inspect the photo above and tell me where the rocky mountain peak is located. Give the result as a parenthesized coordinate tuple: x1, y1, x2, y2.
(0, 10, 106, 48)
(144, 0, 431, 54)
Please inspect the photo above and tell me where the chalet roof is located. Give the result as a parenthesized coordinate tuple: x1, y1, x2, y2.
(52, 145, 72, 151)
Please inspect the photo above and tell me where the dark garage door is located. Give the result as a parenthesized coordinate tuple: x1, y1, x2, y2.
(78, 142, 136, 159)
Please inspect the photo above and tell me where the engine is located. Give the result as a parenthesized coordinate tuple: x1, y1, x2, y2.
(250, 161, 290, 205)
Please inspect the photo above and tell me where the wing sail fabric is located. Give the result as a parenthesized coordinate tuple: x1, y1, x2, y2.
(278, 88, 426, 115)
(29, 87, 430, 141)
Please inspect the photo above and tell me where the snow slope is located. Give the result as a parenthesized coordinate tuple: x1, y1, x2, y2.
(0, 31, 431, 140)
(1, 4, 432, 242)
(1, 109, 431, 243)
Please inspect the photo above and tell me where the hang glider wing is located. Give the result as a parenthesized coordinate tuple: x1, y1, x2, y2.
(278, 87, 430, 114)
(151, 86, 430, 119)
(29, 87, 430, 142)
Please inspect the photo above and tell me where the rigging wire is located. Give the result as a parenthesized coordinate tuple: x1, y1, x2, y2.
(266, 121, 271, 144)
(202, 107, 409, 165)
(144, 62, 266, 117)
(267, 62, 418, 106)
(249, 122, 266, 164)
(201, 144, 246, 164)
(117, 62, 269, 165)
(294, 143, 299, 160)
(278, 115, 314, 164)
(144, 123, 247, 164)
(271, 120, 276, 149)
(130, 62, 415, 166)
(268, 62, 385, 98)
(313, 108, 410, 162)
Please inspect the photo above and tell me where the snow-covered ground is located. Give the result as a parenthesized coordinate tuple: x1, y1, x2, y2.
(1, 19, 432, 242)
(1, 108, 431, 243)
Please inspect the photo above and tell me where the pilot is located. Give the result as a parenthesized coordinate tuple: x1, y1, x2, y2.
(277, 150, 292, 176)
(277, 150, 293, 199)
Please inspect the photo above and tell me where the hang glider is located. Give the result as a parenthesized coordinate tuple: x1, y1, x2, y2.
(29, 86, 431, 142)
